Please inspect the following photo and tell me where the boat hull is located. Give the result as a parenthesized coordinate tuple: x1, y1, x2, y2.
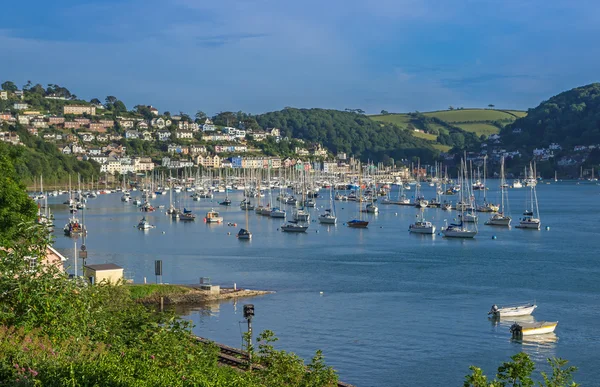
(485, 216, 511, 227)
(511, 321, 558, 338)
(516, 220, 541, 229)
(491, 305, 536, 317)
(318, 216, 337, 224)
(443, 229, 476, 238)
(409, 226, 436, 234)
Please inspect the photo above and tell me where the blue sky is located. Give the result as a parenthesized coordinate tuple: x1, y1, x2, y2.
(1, 0, 598, 115)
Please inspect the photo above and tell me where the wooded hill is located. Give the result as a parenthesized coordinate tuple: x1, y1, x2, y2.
(255, 108, 440, 163)
(501, 83, 600, 149)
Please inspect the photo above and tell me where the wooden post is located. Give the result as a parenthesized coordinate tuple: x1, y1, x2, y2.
(159, 296, 164, 312)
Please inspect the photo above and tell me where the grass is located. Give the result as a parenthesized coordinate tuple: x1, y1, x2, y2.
(423, 109, 517, 122)
(411, 131, 438, 141)
(370, 108, 527, 152)
(432, 143, 452, 152)
(126, 284, 193, 301)
(504, 110, 528, 118)
(452, 123, 501, 137)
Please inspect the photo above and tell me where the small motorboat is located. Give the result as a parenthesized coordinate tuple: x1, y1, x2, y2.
(347, 219, 368, 228)
(489, 303, 537, 318)
(409, 220, 436, 235)
(205, 209, 223, 223)
(137, 217, 154, 230)
(219, 198, 232, 206)
(281, 221, 308, 233)
(510, 321, 558, 339)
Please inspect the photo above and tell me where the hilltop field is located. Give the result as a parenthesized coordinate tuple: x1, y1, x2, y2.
(370, 108, 527, 152)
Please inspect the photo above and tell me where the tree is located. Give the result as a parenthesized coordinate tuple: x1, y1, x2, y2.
(113, 100, 127, 114)
(23, 80, 32, 91)
(90, 98, 101, 105)
(1, 81, 17, 92)
(0, 143, 38, 246)
(488, 104, 495, 109)
(380, 110, 389, 115)
(449, 106, 454, 110)
(464, 352, 578, 387)
(134, 105, 153, 119)
(195, 110, 207, 123)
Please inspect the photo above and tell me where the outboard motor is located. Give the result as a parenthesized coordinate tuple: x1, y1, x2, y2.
(488, 304, 499, 315)
(510, 323, 523, 339)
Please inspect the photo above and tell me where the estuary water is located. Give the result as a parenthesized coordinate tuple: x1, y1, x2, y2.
(50, 181, 600, 386)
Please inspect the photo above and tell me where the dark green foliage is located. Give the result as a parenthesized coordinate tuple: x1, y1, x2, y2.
(0, 143, 37, 246)
(0, 222, 339, 386)
(503, 83, 600, 149)
(7, 125, 100, 185)
(464, 352, 578, 387)
(1, 81, 17, 92)
(256, 108, 439, 162)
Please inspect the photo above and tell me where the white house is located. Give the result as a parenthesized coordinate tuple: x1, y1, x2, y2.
(14, 102, 29, 110)
(120, 120, 135, 129)
(175, 130, 194, 140)
(125, 130, 140, 139)
(62, 145, 72, 155)
(157, 130, 171, 141)
(202, 124, 217, 132)
(80, 133, 95, 142)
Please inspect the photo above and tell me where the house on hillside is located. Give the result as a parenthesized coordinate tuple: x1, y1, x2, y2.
(157, 130, 171, 141)
(125, 130, 140, 140)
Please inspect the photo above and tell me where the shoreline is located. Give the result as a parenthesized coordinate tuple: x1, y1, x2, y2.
(128, 284, 274, 305)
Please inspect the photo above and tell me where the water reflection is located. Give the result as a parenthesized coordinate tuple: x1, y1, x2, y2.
(512, 332, 559, 362)
(171, 301, 222, 317)
(489, 314, 535, 328)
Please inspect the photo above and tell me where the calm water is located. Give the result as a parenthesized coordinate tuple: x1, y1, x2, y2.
(50, 182, 600, 386)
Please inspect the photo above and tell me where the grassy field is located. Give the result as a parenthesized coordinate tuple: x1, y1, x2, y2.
(452, 122, 501, 137)
(370, 113, 414, 126)
(370, 108, 527, 147)
(422, 109, 520, 122)
(504, 110, 528, 118)
(411, 131, 438, 141)
(126, 284, 192, 301)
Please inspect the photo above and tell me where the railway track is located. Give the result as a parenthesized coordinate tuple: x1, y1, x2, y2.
(196, 337, 355, 387)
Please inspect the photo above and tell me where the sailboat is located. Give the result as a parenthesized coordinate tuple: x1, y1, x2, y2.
(238, 192, 252, 240)
(515, 163, 541, 230)
(476, 156, 499, 213)
(318, 184, 337, 224)
(293, 171, 310, 221)
(348, 163, 369, 228)
(485, 157, 511, 227)
(443, 158, 477, 238)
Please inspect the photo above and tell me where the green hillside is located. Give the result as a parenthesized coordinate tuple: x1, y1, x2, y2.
(502, 83, 600, 149)
(423, 109, 520, 122)
(255, 108, 440, 162)
(370, 108, 526, 151)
